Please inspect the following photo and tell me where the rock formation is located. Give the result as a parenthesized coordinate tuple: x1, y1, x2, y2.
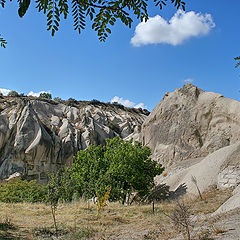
(139, 83, 240, 213)
(0, 97, 147, 181)
(141, 83, 240, 166)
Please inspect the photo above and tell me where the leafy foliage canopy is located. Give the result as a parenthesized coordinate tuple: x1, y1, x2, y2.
(0, 0, 185, 46)
(71, 137, 164, 203)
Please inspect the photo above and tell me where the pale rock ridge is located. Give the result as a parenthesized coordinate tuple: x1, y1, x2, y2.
(213, 183, 240, 215)
(0, 98, 147, 181)
(157, 142, 240, 195)
(141, 83, 240, 166)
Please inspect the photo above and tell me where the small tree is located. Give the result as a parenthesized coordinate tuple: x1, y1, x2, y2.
(7, 90, 19, 97)
(39, 92, 52, 99)
(46, 168, 76, 235)
(96, 186, 111, 216)
(47, 172, 60, 235)
(165, 200, 193, 240)
(191, 175, 203, 201)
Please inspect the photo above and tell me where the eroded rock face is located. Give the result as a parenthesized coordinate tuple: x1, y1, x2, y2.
(141, 83, 240, 166)
(0, 98, 147, 181)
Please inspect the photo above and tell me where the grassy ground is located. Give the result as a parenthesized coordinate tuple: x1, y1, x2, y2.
(0, 186, 233, 240)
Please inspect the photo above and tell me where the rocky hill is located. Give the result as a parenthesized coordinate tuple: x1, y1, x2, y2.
(137, 83, 240, 215)
(141, 83, 240, 166)
(1, 84, 240, 216)
(0, 96, 148, 181)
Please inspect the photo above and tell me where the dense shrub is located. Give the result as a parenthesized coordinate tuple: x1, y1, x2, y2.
(0, 178, 47, 203)
(89, 99, 101, 105)
(66, 98, 78, 106)
(7, 90, 19, 97)
(39, 92, 52, 99)
(111, 102, 125, 110)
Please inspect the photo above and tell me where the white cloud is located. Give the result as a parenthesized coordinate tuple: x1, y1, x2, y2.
(111, 96, 147, 109)
(0, 88, 11, 95)
(134, 103, 146, 109)
(131, 10, 215, 47)
(184, 78, 194, 83)
(27, 90, 51, 97)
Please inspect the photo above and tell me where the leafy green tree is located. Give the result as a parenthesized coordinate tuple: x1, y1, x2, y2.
(39, 92, 52, 99)
(0, 0, 185, 47)
(46, 168, 77, 234)
(71, 137, 164, 204)
(47, 172, 60, 235)
(71, 144, 108, 200)
(7, 90, 19, 97)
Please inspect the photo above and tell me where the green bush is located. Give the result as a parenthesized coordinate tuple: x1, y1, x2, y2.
(0, 178, 47, 203)
(7, 90, 19, 97)
(39, 92, 52, 99)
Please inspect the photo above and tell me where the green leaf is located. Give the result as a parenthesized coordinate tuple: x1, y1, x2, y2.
(18, 0, 31, 17)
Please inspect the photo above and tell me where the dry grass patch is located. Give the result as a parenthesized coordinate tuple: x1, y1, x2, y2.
(183, 186, 233, 215)
(0, 186, 234, 239)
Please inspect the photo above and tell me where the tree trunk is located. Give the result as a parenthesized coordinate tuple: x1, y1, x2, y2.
(51, 205, 58, 236)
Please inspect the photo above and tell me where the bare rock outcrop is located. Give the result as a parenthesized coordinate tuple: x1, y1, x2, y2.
(157, 142, 240, 196)
(141, 83, 240, 166)
(142, 83, 240, 214)
(0, 97, 147, 181)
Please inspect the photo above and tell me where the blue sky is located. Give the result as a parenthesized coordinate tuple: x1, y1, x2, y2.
(0, 0, 239, 110)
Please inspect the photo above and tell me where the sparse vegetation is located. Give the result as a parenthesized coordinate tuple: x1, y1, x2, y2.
(0, 187, 234, 239)
(7, 90, 19, 97)
(54, 97, 63, 103)
(191, 175, 203, 201)
(165, 200, 193, 240)
(39, 92, 52, 99)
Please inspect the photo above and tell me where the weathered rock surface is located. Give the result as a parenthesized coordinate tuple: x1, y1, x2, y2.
(213, 183, 240, 215)
(138, 83, 240, 215)
(141, 83, 240, 166)
(157, 142, 240, 196)
(0, 97, 147, 181)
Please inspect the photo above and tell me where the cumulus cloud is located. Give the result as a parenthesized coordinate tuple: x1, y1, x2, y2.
(184, 78, 194, 83)
(131, 10, 215, 47)
(0, 88, 11, 95)
(27, 90, 51, 97)
(111, 96, 147, 109)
